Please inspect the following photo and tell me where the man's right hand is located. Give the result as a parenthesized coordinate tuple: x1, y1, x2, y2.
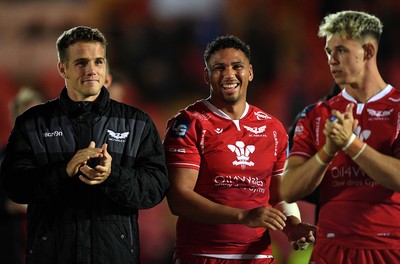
(241, 206, 287, 231)
(66, 141, 103, 177)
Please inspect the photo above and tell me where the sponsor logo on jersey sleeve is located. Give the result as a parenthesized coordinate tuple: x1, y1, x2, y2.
(167, 147, 186, 153)
(170, 119, 189, 138)
(294, 125, 304, 136)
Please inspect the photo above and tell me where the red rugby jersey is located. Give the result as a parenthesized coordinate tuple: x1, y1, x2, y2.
(290, 85, 400, 249)
(163, 99, 288, 256)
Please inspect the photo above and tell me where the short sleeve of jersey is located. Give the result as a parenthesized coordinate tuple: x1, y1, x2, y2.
(163, 109, 201, 170)
(289, 101, 331, 158)
(274, 122, 289, 177)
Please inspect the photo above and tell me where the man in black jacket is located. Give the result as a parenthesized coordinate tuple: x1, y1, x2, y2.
(0, 26, 170, 264)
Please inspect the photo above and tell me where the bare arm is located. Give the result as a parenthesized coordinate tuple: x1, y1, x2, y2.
(348, 142, 400, 191)
(282, 104, 346, 202)
(281, 105, 341, 203)
(328, 104, 400, 192)
(167, 167, 287, 230)
(281, 153, 332, 203)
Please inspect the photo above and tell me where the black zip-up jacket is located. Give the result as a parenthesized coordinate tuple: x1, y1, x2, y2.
(0, 87, 170, 264)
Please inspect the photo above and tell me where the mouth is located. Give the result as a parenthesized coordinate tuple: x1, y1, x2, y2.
(222, 83, 239, 93)
(83, 79, 99, 84)
(331, 70, 341, 78)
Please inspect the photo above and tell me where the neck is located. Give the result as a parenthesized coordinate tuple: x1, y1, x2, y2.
(346, 83, 387, 103)
(345, 67, 387, 102)
(208, 98, 246, 120)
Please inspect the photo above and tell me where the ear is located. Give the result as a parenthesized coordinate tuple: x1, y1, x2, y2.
(57, 62, 67, 79)
(204, 67, 210, 85)
(249, 64, 254, 82)
(104, 73, 113, 88)
(363, 42, 375, 60)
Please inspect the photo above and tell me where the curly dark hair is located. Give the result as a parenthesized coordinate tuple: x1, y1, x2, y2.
(203, 35, 251, 67)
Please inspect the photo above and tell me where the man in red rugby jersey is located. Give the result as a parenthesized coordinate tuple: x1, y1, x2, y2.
(282, 10, 400, 264)
(163, 35, 316, 264)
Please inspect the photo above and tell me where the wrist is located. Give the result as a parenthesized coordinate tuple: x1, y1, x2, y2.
(323, 145, 336, 156)
(343, 136, 367, 160)
(274, 201, 301, 220)
(342, 133, 356, 151)
(315, 146, 336, 166)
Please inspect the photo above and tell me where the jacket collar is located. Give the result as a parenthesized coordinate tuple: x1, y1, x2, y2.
(59, 86, 110, 118)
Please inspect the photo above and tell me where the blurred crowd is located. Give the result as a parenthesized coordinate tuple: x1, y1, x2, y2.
(1, 1, 400, 263)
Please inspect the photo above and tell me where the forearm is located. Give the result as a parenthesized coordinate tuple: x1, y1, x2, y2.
(344, 138, 400, 192)
(167, 188, 245, 224)
(282, 150, 334, 202)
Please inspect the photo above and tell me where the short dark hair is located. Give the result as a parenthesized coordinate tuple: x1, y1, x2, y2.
(56, 26, 107, 63)
(204, 35, 251, 67)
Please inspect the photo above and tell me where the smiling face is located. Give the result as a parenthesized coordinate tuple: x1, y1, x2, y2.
(58, 41, 106, 102)
(205, 48, 253, 108)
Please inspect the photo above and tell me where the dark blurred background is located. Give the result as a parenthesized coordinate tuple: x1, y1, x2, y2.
(0, 1, 399, 263)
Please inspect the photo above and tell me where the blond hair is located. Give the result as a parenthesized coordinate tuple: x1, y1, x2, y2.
(318, 10, 383, 42)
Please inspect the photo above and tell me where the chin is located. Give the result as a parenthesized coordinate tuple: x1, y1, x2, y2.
(224, 96, 239, 105)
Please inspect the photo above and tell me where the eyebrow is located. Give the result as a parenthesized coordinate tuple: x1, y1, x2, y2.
(73, 57, 106, 63)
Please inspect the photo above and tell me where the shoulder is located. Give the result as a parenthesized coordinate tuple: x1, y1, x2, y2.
(386, 86, 400, 105)
(247, 105, 288, 139)
(299, 102, 322, 119)
(169, 100, 209, 123)
(288, 102, 319, 136)
(165, 100, 209, 137)
(249, 104, 284, 126)
(109, 99, 151, 121)
(301, 99, 335, 120)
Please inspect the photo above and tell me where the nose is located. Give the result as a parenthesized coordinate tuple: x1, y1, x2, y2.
(223, 66, 235, 77)
(328, 52, 338, 65)
(86, 62, 97, 75)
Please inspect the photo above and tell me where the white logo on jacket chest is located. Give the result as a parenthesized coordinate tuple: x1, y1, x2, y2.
(43, 130, 63, 138)
(107, 129, 129, 142)
(227, 141, 255, 169)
